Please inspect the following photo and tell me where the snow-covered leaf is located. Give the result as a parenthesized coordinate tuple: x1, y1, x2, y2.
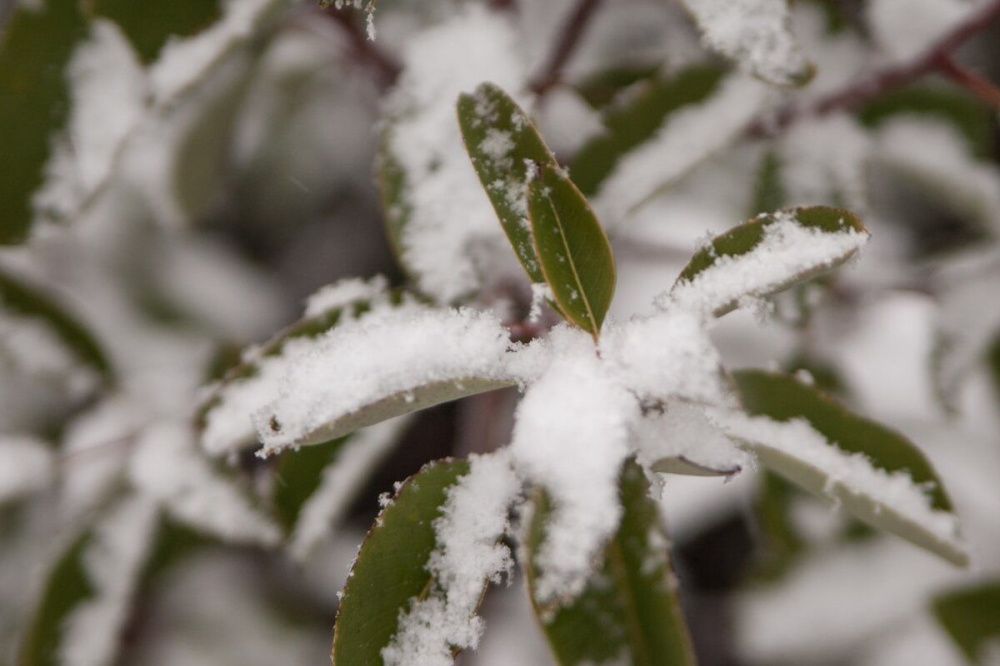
(333, 454, 520, 665)
(89, 0, 222, 63)
(457, 82, 558, 285)
(526, 460, 696, 666)
(0, 0, 87, 244)
(680, 0, 814, 86)
(511, 330, 637, 603)
(932, 580, 1000, 664)
(528, 165, 616, 337)
(570, 64, 725, 197)
(130, 422, 281, 547)
(376, 7, 528, 302)
(590, 72, 769, 225)
(636, 403, 748, 478)
(254, 301, 540, 456)
(724, 370, 967, 566)
(197, 276, 399, 456)
(663, 206, 868, 317)
(18, 494, 159, 666)
(0, 267, 112, 381)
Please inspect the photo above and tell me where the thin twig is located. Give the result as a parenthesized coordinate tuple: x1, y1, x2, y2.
(324, 6, 401, 90)
(936, 53, 1000, 110)
(530, 0, 605, 96)
(748, 0, 1000, 137)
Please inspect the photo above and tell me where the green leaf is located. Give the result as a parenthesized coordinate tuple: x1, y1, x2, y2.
(0, 0, 88, 244)
(933, 581, 1000, 664)
(0, 267, 112, 380)
(748, 150, 786, 217)
(731, 369, 967, 566)
(858, 84, 996, 159)
(457, 82, 560, 285)
(377, 127, 414, 273)
(528, 165, 616, 338)
(573, 63, 661, 109)
(570, 65, 726, 197)
(527, 460, 696, 666)
(331, 458, 471, 665)
(89, 0, 222, 63)
(669, 206, 868, 317)
(18, 531, 94, 666)
(273, 436, 349, 532)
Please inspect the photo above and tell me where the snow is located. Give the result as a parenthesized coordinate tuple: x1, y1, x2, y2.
(633, 402, 749, 476)
(716, 411, 963, 548)
(509, 327, 637, 603)
(60, 494, 159, 666)
(874, 117, 1000, 234)
(303, 275, 389, 319)
(593, 73, 770, 226)
(867, 0, 970, 62)
(383, 7, 528, 302)
(289, 415, 412, 562)
(200, 276, 393, 456)
(32, 19, 146, 227)
(779, 115, 871, 211)
(130, 422, 281, 546)
(255, 302, 541, 456)
(0, 435, 54, 502)
(661, 210, 868, 317)
(382, 451, 521, 665)
(682, 0, 811, 85)
(600, 311, 733, 407)
(0, 311, 99, 399)
(150, 0, 285, 102)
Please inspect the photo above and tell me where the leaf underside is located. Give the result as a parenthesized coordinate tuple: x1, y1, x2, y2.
(732, 370, 967, 566)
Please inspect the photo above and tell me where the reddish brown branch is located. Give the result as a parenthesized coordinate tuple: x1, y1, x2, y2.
(936, 53, 1000, 110)
(748, 0, 1000, 137)
(324, 6, 401, 90)
(530, 0, 605, 96)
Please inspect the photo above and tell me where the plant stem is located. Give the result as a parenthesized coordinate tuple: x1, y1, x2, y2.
(530, 0, 605, 96)
(936, 54, 1000, 110)
(748, 0, 1000, 137)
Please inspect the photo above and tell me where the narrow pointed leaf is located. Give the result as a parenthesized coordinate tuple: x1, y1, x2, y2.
(457, 83, 559, 284)
(0, 268, 112, 380)
(0, 0, 87, 244)
(665, 206, 868, 317)
(571, 65, 725, 196)
(528, 166, 616, 337)
(932, 581, 1000, 664)
(727, 370, 967, 566)
(331, 459, 469, 664)
(527, 460, 696, 666)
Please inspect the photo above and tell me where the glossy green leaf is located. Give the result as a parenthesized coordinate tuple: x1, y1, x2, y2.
(528, 166, 616, 338)
(331, 458, 471, 665)
(0, 0, 88, 244)
(273, 436, 349, 531)
(89, 0, 222, 63)
(0, 267, 112, 380)
(570, 65, 726, 196)
(670, 206, 867, 317)
(457, 82, 560, 284)
(732, 369, 967, 566)
(526, 460, 696, 666)
(933, 581, 1000, 664)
